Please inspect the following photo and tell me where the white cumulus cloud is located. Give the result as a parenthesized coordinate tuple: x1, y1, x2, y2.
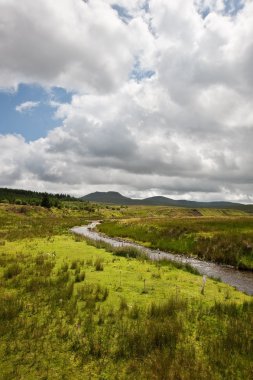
(15, 101, 40, 113)
(0, 0, 253, 202)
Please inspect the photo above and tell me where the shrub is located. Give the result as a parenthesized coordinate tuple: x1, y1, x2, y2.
(41, 194, 51, 209)
(1, 199, 9, 204)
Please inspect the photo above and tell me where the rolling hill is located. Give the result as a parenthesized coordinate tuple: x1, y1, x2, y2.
(81, 191, 253, 212)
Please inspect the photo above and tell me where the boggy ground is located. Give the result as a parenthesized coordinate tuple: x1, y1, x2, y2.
(98, 214, 253, 270)
(0, 204, 253, 379)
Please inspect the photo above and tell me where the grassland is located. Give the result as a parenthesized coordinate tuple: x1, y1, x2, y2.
(98, 211, 253, 270)
(0, 203, 253, 379)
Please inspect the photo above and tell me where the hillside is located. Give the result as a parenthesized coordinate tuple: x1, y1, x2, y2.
(80, 191, 136, 205)
(0, 187, 75, 205)
(81, 191, 253, 212)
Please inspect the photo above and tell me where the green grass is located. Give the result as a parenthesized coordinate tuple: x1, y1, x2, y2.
(0, 234, 252, 379)
(3, 235, 247, 306)
(98, 216, 253, 269)
(0, 203, 94, 241)
(1, 203, 253, 379)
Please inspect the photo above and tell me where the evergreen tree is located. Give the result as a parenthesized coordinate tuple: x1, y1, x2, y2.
(41, 194, 51, 208)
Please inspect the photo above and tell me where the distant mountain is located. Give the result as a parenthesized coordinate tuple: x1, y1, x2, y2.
(81, 191, 136, 205)
(80, 191, 253, 212)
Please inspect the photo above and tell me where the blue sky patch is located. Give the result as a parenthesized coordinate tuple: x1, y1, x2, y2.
(111, 4, 132, 24)
(141, 0, 150, 13)
(0, 84, 72, 141)
(197, 0, 244, 18)
(223, 0, 244, 16)
(130, 59, 155, 81)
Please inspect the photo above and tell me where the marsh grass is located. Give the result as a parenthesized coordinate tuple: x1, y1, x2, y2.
(94, 257, 104, 271)
(99, 217, 253, 269)
(0, 204, 89, 241)
(0, 242, 252, 379)
(157, 258, 201, 275)
(0, 204, 253, 379)
(84, 236, 148, 262)
(83, 234, 202, 278)
(3, 263, 22, 279)
(148, 296, 188, 319)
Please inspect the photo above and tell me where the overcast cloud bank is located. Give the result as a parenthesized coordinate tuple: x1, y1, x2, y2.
(1, 0, 253, 202)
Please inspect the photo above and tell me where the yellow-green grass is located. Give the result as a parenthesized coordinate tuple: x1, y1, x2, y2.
(109, 204, 249, 218)
(1, 234, 250, 309)
(1, 203, 253, 379)
(1, 233, 253, 379)
(0, 204, 92, 241)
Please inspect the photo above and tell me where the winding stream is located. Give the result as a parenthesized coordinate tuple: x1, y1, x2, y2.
(71, 221, 253, 296)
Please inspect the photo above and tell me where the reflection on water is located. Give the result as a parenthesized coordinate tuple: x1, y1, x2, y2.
(71, 222, 253, 296)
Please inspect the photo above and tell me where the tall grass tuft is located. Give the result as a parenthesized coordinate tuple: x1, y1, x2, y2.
(3, 263, 22, 279)
(148, 296, 188, 319)
(94, 257, 104, 271)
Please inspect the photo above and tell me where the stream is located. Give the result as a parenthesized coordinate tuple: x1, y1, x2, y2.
(71, 221, 253, 296)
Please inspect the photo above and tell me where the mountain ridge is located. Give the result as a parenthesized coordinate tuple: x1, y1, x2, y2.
(80, 191, 253, 211)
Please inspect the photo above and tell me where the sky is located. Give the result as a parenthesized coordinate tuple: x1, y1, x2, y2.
(0, 0, 253, 202)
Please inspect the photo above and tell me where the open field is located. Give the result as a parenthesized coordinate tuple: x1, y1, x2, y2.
(0, 203, 253, 379)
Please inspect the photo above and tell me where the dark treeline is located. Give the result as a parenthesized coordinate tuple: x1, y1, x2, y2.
(0, 187, 77, 207)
